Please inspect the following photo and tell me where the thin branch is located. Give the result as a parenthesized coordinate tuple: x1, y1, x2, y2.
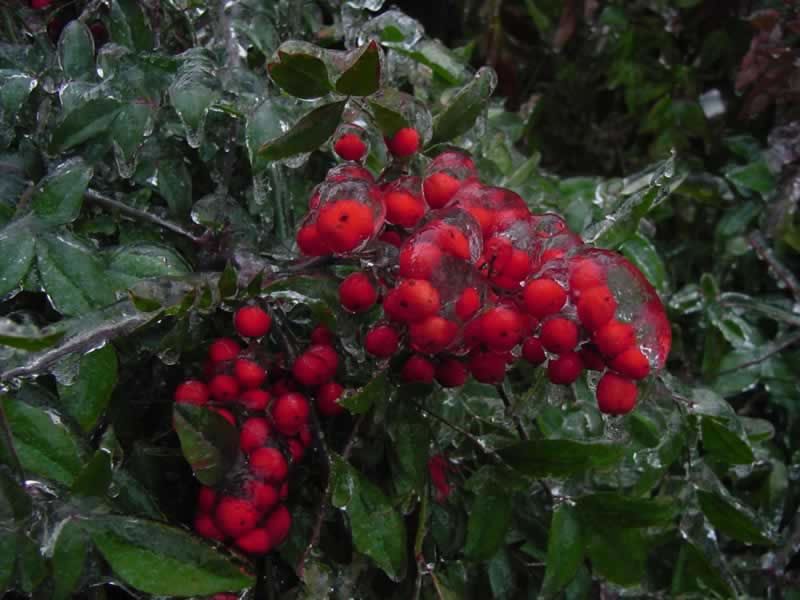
(748, 231, 800, 304)
(85, 189, 206, 243)
(716, 329, 800, 376)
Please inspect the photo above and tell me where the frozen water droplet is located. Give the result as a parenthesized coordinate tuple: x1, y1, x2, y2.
(358, 10, 424, 50)
(168, 49, 221, 149)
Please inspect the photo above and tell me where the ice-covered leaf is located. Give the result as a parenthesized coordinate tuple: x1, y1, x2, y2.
(497, 439, 626, 477)
(71, 449, 112, 498)
(576, 492, 677, 528)
(257, 101, 346, 162)
(31, 159, 93, 226)
(700, 416, 755, 465)
(58, 21, 95, 81)
(57, 344, 118, 432)
(172, 403, 238, 486)
(0, 216, 36, 298)
(49, 98, 123, 153)
(106, 243, 191, 292)
(697, 489, 771, 545)
(51, 518, 88, 600)
(464, 474, 513, 561)
(168, 49, 220, 148)
(108, 0, 154, 52)
(268, 48, 332, 99)
(339, 372, 388, 414)
(540, 503, 583, 598)
(430, 67, 497, 146)
(335, 41, 382, 96)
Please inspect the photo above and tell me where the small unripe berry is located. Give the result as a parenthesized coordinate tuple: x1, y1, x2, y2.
(265, 504, 291, 546)
(334, 133, 367, 161)
(316, 382, 345, 416)
(596, 372, 637, 415)
(249, 447, 288, 483)
(209, 375, 240, 403)
(234, 359, 267, 389)
(423, 172, 461, 209)
(540, 318, 579, 354)
(339, 272, 378, 313)
(365, 324, 400, 358)
(215, 496, 259, 538)
(235, 527, 272, 554)
(521, 337, 546, 365)
(174, 380, 209, 405)
(547, 352, 583, 385)
(401, 355, 436, 384)
(435, 358, 468, 388)
(387, 127, 420, 157)
(234, 305, 272, 338)
(609, 347, 650, 380)
(240, 417, 271, 454)
(272, 392, 310, 436)
(208, 338, 241, 363)
(239, 389, 271, 411)
(593, 320, 636, 358)
(577, 286, 617, 331)
(523, 278, 567, 319)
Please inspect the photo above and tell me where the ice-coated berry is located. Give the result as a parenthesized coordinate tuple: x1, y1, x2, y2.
(174, 380, 209, 405)
(339, 272, 378, 313)
(209, 375, 240, 403)
(265, 505, 291, 546)
(272, 392, 310, 436)
(317, 382, 345, 417)
(240, 389, 270, 411)
(409, 315, 458, 354)
(385, 190, 426, 228)
(523, 278, 567, 319)
(547, 352, 583, 384)
(297, 222, 330, 256)
(593, 320, 636, 358)
(569, 257, 606, 293)
(334, 133, 367, 161)
(401, 355, 435, 383)
(234, 306, 272, 338)
(467, 351, 507, 383)
(478, 306, 526, 352)
(387, 127, 419, 157)
(435, 358, 468, 388)
(540, 318, 579, 354)
(215, 497, 259, 538)
(365, 324, 400, 358)
(399, 242, 442, 280)
(423, 173, 461, 209)
(316, 199, 375, 253)
(596, 372, 637, 415)
(576, 286, 617, 331)
(234, 359, 267, 389)
(521, 337, 546, 365)
(240, 417, 271, 453)
(292, 346, 338, 386)
(609, 347, 650, 380)
(235, 527, 272, 554)
(249, 447, 288, 483)
(208, 338, 241, 363)
(383, 279, 441, 323)
(455, 287, 481, 321)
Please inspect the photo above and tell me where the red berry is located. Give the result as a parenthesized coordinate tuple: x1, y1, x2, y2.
(467, 351, 507, 383)
(521, 337, 546, 365)
(401, 355, 436, 383)
(479, 306, 526, 352)
(409, 315, 458, 354)
(540, 318, 579, 354)
(213, 408, 236, 426)
(480, 237, 513, 276)
(297, 222, 330, 256)
(596, 372, 637, 415)
(577, 286, 617, 331)
(234, 359, 267, 389)
(292, 347, 337, 386)
(316, 199, 375, 253)
(334, 133, 367, 161)
(398, 242, 442, 280)
(209, 375, 240, 403)
(383, 279, 441, 323)
(339, 272, 378, 313)
(287, 439, 305, 462)
(208, 338, 241, 363)
(174, 380, 209, 405)
(455, 287, 481, 321)
(240, 417, 271, 453)
(387, 127, 420, 157)
(385, 190, 426, 227)
(249, 447, 288, 483)
(240, 388, 271, 411)
(299, 425, 312, 447)
(234, 306, 272, 338)
(547, 352, 583, 385)
(435, 358, 468, 388)
(593, 320, 636, 358)
(197, 486, 217, 513)
(311, 324, 334, 345)
(609, 347, 650, 380)
(195, 514, 226, 540)
(436, 223, 471, 260)
(423, 173, 461, 209)
(235, 527, 272, 554)
(523, 278, 567, 319)
(215, 497, 259, 538)
(569, 257, 606, 293)
(272, 392, 310, 436)
(365, 324, 400, 358)
(31, 0, 52, 8)
(317, 382, 345, 416)
(265, 505, 291, 546)
(279, 482, 288, 500)
(579, 345, 606, 371)
(242, 479, 279, 513)
(380, 229, 405, 247)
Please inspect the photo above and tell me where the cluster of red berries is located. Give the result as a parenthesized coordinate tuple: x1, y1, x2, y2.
(173, 305, 346, 555)
(296, 125, 671, 415)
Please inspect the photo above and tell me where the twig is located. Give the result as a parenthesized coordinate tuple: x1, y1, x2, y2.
(715, 330, 800, 376)
(497, 384, 529, 440)
(748, 231, 800, 304)
(84, 189, 205, 243)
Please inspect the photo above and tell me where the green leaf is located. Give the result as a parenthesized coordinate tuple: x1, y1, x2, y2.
(258, 101, 346, 162)
(367, 98, 409, 137)
(696, 490, 771, 545)
(106, 243, 191, 292)
(671, 541, 735, 599)
(0, 72, 36, 116)
(339, 372, 388, 414)
(336, 41, 381, 96)
(395, 39, 466, 85)
(58, 21, 95, 81)
(464, 476, 513, 561)
(585, 526, 646, 586)
(49, 98, 123, 153)
(57, 344, 117, 432)
(168, 51, 220, 146)
(540, 504, 583, 598)
(3, 393, 85, 486)
(388, 410, 429, 494)
(51, 519, 88, 600)
(246, 98, 294, 173)
(0, 530, 15, 593)
(17, 532, 47, 593)
(32, 159, 93, 226)
(0, 217, 36, 298)
(330, 454, 407, 580)
(109, 0, 154, 51)
(71, 449, 112, 498)
(218, 263, 237, 299)
(0, 319, 64, 353)
(110, 102, 152, 174)
(619, 234, 668, 294)
(576, 492, 677, 528)
(700, 416, 755, 465)
(497, 439, 626, 478)
(430, 67, 496, 146)
(36, 233, 115, 316)
(725, 159, 775, 196)
(268, 47, 333, 99)
(172, 403, 239, 486)
(85, 515, 254, 596)
(155, 158, 192, 216)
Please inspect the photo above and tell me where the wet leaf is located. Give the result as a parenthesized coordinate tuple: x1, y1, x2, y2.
(576, 492, 677, 528)
(0, 317, 64, 351)
(258, 101, 345, 161)
(32, 159, 93, 226)
(725, 159, 774, 196)
(619, 234, 668, 294)
(540, 503, 583, 598)
(330, 454, 407, 580)
(0, 217, 36, 298)
(430, 67, 496, 146)
(58, 21, 95, 81)
(106, 243, 191, 292)
(109, 0, 154, 52)
(497, 439, 626, 477)
(17, 532, 47, 593)
(585, 526, 646, 586)
(57, 344, 118, 432)
(464, 474, 513, 561)
(339, 372, 388, 414)
(670, 541, 735, 599)
(700, 416, 755, 465)
(0, 530, 14, 592)
(155, 157, 192, 216)
(367, 97, 409, 137)
(172, 403, 238, 486)
(85, 515, 254, 595)
(51, 519, 88, 600)
(50, 98, 123, 153)
(395, 39, 465, 85)
(268, 50, 332, 99)
(71, 449, 113, 498)
(697, 489, 771, 545)
(336, 41, 381, 96)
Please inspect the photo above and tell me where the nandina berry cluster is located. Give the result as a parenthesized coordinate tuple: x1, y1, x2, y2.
(296, 125, 672, 415)
(173, 305, 347, 556)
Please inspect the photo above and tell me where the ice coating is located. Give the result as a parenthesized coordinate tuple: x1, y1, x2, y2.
(422, 150, 479, 209)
